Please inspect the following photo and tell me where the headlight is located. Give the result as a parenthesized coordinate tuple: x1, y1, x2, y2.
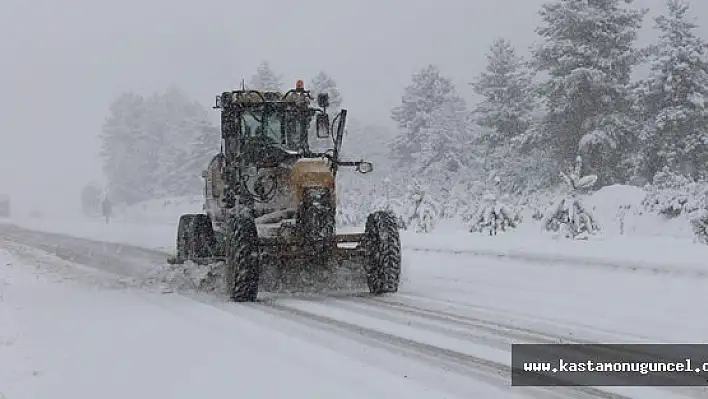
(356, 161, 373, 174)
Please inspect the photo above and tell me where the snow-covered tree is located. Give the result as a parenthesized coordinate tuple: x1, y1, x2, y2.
(397, 182, 439, 233)
(528, 0, 647, 184)
(100, 92, 153, 204)
(80, 181, 103, 216)
(100, 88, 219, 204)
(308, 71, 343, 111)
(641, 166, 707, 217)
(471, 38, 551, 194)
(166, 118, 220, 197)
(543, 156, 600, 239)
(417, 100, 475, 180)
(472, 38, 535, 148)
(366, 176, 407, 228)
(145, 88, 189, 197)
(148, 88, 219, 197)
(249, 61, 283, 91)
(691, 209, 708, 244)
(636, 0, 708, 180)
(411, 101, 478, 218)
(469, 176, 521, 235)
(390, 65, 465, 166)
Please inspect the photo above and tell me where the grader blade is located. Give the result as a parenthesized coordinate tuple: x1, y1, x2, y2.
(257, 234, 368, 294)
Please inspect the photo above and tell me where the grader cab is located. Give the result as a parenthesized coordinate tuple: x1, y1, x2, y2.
(169, 80, 401, 302)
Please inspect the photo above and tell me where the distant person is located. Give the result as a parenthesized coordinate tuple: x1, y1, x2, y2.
(101, 197, 112, 224)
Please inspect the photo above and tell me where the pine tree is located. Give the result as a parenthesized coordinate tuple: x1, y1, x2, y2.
(248, 61, 283, 91)
(471, 38, 556, 195)
(543, 156, 600, 239)
(148, 88, 220, 197)
(390, 65, 464, 167)
(637, 0, 708, 180)
(417, 101, 474, 181)
(100, 92, 152, 204)
(179, 118, 221, 195)
(80, 181, 103, 216)
(100, 88, 220, 204)
(140, 90, 178, 198)
(469, 180, 521, 236)
(309, 71, 343, 110)
(471, 38, 534, 148)
(529, 0, 647, 184)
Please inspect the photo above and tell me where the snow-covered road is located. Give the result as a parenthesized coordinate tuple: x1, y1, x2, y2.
(2, 223, 708, 398)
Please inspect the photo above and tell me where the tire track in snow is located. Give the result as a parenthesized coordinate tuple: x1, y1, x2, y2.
(0, 223, 168, 278)
(326, 296, 558, 347)
(273, 294, 706, 399)
(357, 295, 708, 399)
(255, 299, 633, 399)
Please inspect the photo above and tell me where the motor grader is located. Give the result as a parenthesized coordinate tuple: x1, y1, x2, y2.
(168, 80, 401, 302)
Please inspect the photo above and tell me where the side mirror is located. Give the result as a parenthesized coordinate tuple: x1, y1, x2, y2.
(316, 114, 330, 138)
(317, 93, 329, 108)
(356, 161, 373, 174)
(201, 170, 208, 178)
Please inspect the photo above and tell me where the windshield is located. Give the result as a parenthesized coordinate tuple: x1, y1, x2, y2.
(241, 110, 308, 151)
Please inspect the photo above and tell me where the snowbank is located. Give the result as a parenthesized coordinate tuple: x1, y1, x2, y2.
(582, 184, 696, 239)
(409, 184, 708, 273)
(402, 232, 708, 274)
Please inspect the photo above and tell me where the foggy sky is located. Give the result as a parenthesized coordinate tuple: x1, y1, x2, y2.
(1, 0, 706, 215)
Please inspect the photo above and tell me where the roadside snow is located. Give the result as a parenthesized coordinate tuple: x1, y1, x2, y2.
(402, 233, 708, 274)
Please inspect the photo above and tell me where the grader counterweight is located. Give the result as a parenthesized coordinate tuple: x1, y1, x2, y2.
(168, 80, 401, 301)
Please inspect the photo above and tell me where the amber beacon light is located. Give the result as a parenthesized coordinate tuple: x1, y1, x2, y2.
(296, 80, 304, 89)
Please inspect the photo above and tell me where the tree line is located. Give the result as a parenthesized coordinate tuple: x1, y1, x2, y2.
(388, 0, 708, 198)
(97, 63, 343, 205)
(96, 0, 708, 209)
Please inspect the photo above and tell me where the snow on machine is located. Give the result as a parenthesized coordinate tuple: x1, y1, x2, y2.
(167, 80, 401, 301)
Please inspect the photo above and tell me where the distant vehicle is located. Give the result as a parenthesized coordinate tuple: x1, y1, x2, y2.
(0, 194, 10, 217)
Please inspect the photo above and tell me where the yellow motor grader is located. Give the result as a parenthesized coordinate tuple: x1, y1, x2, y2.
(168, 81, 401, 302)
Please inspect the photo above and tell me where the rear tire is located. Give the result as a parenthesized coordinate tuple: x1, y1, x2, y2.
(176, 214, 197, 262)
(190, 214, 216, 260)
(225, 215, 260, 302)
(364, 210, 401, 295)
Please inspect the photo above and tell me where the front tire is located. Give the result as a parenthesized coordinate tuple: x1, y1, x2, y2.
(225, 215, 260, 302)
(364, 210, 402, 294)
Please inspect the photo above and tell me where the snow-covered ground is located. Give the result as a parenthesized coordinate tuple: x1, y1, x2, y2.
(3, 225, 708, 398)
(0, 245, 480, 399)
(3, 184, 708, 398)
